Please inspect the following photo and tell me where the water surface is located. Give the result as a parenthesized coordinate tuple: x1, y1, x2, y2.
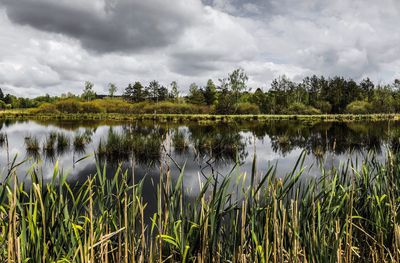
(0, 119, 396, 196)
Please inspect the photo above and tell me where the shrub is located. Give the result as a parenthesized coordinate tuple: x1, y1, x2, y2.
(0, 100, 6, 110)
(55, 99, 82, 113)
(345, 100, 373, 114)
(140, 101, 208, 114)
(284, 102, 321, 115)
(33, 103, 60, 114)
(89, 99, 132, 114)
(236, 103, 260, 115)
(314, 100, 332, 114)
(81, 102, 105, 113)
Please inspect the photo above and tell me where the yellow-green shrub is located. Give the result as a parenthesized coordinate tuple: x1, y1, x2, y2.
(284, 102, 321, 115)
(32, 103, 60, 114)
(345, 100, 373, 114)
(81, 102, 105, 113)
(236, 103, 260, 115)
(55, 99, 82, 113)
(89, 99, 132, 113)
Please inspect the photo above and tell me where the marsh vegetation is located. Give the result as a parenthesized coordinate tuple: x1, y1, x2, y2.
(0, 119, 399, 261)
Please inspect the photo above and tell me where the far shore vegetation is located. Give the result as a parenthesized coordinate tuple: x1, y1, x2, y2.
(1, 69, 400, 117)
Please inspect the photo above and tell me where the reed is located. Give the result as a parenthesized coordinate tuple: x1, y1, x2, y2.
(56, 132, 70, 151)
(173, 130, 188, 152)
(24, 135, 40, 152)
(1, 151, 400, 262)
(0, 132, 6, 147)
(43, 132, 57, 152)
(73, 133, 89, 151)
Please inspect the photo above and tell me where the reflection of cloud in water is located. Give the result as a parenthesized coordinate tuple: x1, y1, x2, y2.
(0, 120, 391, 198)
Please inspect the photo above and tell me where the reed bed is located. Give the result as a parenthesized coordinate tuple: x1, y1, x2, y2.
(97, 128, 162, 165)
(1, 151, 400, 262)
(56, 132, 70, 151)
(24, 135, 40, 152)
(73, 132, 91, 151)
(173, 130, 189, 152)
(43, 132, 57, 152)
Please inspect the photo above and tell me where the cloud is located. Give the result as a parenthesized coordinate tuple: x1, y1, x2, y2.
(0, 0, 202, 53)
(1, 0, 400, 97)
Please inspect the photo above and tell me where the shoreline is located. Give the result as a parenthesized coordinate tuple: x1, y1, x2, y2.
(0, 111, 400, 122)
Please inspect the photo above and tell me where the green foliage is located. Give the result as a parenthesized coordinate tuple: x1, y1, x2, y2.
(0, 100, 7, 110)
(170, 81, 180, 100)
(314, 100, 332, 114)
(55, 99, 82, 113)
(108, 83, 117, 97)
(346, 100, 373, 114)
(236, 102, 260, 114)
(203, 79, 217, 106)
(6, 69, 400, 115)
(81, 101, 105, 113)
(81, 81, 96, 101)
(140, 101, 208, 114)
(214, 90, 236, 114)
(124, 82, 146, 102)
(2, 152, 400, 261)
(284, 102, 321, 115)
(187, 83, 205, 105)
(33, 103, 60, 114)
(90, 98, 132, 113)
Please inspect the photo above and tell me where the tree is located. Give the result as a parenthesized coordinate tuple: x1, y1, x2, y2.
(124, 82, 146, 102)
(124, 83, 134, 101)
(187, 83, 205, 105)
(250, 88, 268, 113)
(108, 83, 117, 97)
(203, 79, 217, 106)
(228, 68, 248, 104)
(394, 79, 400, 91)
(360, 78, 374, 101)
(215, 88, 236, 114)
(0, 88, 4, 100)
(82, 81, 96, 101)
(270, 75, 296, 112)
(169, 81, 180, 100)
(147, 80, 161, 102)
(157, 86, 169, 101)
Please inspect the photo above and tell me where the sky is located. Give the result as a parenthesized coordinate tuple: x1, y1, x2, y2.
(0, 0, 399, 97)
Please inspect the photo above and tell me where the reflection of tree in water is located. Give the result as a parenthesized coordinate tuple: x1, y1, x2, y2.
(16, 119, 400, 168)
(258, 121, 393, 158)
(187, 124, 248, 164)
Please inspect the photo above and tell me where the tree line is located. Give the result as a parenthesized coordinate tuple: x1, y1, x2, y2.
(1, 69, 400, 114)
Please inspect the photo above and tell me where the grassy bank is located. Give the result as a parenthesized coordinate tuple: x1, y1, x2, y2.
(0, 109, 400, 123)
(1, 152, 400, 262)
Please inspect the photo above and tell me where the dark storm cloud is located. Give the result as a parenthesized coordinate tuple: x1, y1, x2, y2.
(0, 0, 197, 53)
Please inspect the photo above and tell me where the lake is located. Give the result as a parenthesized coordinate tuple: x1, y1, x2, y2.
(0, 119, 396, 192)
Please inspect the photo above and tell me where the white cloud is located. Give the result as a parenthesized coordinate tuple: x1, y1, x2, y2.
(0, 0, 400, 97)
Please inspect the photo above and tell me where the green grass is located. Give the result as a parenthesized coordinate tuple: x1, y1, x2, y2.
(1, 151, 400, 261)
